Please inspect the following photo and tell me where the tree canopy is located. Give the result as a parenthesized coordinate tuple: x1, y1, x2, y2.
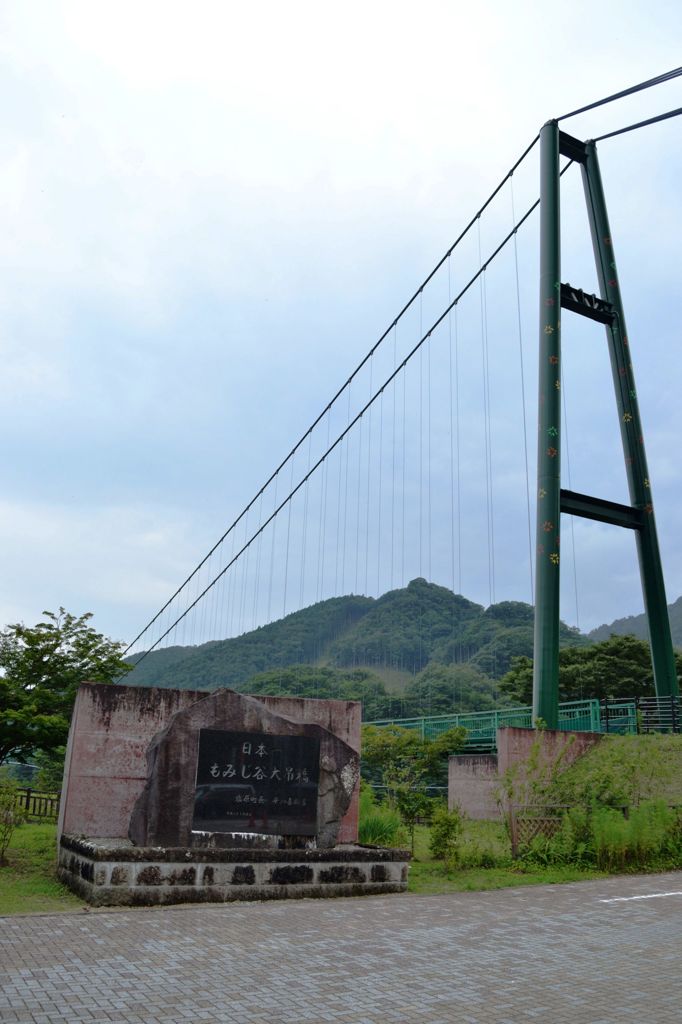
(0, 608, 130, 763)
(361, 723, 467, 796)
(499, 633, 682, 705)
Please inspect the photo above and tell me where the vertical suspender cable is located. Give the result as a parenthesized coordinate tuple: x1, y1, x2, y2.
(391, 325, 397, 591)
(364, 358, 374, 595)
(511, 175, 535, 601)
(377, 389, 384, 596)
(561, 370, 580, 630)
(282, 457, 295, 617)
(266, 472, 279, 623)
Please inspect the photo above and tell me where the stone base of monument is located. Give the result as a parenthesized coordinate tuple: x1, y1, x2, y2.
(58, 835, 410, 907)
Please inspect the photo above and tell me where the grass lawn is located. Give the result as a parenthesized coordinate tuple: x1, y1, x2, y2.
(406, 820, 608, 894)
(0, 820, 609, 916)
(1, 822, 83, 915)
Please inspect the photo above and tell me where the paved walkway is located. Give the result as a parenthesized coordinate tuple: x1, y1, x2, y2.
(2, 871, 681, 1024)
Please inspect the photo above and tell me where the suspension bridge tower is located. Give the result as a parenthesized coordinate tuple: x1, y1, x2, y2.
(532, 119, 679, 728)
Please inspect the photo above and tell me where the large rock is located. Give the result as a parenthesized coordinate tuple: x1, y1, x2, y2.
(129, 689, 359, 849)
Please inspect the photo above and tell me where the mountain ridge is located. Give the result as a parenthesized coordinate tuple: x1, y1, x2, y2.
(124, 578, 585, 692)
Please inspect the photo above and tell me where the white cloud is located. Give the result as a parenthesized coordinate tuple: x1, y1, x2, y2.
(0, 0, 680, 642)
(0, 498, 203, 641)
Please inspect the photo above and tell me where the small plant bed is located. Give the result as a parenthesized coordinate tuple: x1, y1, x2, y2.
(1, 823, 83, 915)
(405, 821, 606, 894)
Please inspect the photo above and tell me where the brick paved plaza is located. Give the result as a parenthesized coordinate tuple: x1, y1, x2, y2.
(2, 871, 681, 1023)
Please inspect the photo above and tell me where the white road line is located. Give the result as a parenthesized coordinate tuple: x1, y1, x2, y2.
(599, 891, 682, 903)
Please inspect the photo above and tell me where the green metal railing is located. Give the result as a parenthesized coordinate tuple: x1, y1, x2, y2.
(368, 699, 602, 752)
(368, 696, 680, 752)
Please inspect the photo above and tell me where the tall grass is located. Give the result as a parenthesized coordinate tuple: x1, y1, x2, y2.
(358, 785, 404, 846)
(522, 799, 682, 870)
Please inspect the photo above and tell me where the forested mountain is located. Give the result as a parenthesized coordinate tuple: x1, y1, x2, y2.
(124, 579, 586, 717)
(589, 595, 682, 645)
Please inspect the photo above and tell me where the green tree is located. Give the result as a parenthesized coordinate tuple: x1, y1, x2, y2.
(499, 634, 682, 705)
(361, 724, 466, 799)
(0, 777, 25, 865)
(402, 663, 499, 716)
(34, 746, 67, 793)
(361, 724, 465, 853)
(0, 608, 131, 763)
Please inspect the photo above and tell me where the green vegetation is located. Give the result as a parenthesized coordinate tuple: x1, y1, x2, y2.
(1, 778, 25, 865)
(501, 634, 682, 704)
(498, 733, 682, 870)
(547, 733, 682, 807)
(428, 804, 463, 860)
(361, 723, 466, 852)
(519, 801, 682, 871)
(125, 594, 374, 689)
(589, 593, 682, 644)
(125, 580, 588, 716)
(407, 821, 606, 893)
(358, 784, 404, 846)
(243, 666, 393, 719)
(503, 733, 682, 810)
(0, 608, 130, 764)
(0, 822, 82, 914)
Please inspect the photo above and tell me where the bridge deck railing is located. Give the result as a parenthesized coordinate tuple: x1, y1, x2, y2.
(368, 696, 680, 752)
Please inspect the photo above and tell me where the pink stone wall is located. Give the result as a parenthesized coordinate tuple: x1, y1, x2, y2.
(496, 726, 603, 812)
(448, 728, 604, 819)
(497, 726, 603, 778)
(448, 754, 501, 820)
(59, 684, 361, 844)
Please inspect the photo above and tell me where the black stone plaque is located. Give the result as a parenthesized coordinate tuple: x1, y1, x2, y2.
(192, 730, 320, 836)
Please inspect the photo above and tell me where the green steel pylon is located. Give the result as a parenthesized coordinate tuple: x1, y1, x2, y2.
(532, 121, 678, 729)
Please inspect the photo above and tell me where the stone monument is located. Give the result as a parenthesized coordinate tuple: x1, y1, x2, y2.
(58, 682, 409, 905)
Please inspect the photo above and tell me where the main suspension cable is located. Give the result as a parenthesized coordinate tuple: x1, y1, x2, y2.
(557, 66, 682, 122)
(128, 164, 574, 668)
(592, 105, 682, 142)
(125, 135, 540, 655)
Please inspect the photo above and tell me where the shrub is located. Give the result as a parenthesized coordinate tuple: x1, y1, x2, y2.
(0, 780, 25, 865)
(429, 804, 463, 861)
(519, 799, 682, 871)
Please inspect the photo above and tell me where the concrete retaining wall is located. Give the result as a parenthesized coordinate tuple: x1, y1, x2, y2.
(448, 754, 500, 820)
(58, 835, 409, 906)
(497, 725, 603, 778)
(448, 727, 604, 820)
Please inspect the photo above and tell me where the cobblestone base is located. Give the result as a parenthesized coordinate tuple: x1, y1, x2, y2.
(58, 835, 409, 906)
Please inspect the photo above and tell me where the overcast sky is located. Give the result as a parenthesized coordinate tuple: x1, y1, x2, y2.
(1, 1, 681, 648)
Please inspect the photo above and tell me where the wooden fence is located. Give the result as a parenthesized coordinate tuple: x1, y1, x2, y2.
(14, 787, 60, 822)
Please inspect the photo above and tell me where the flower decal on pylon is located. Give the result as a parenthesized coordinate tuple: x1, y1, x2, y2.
(644, 478, 650, 489)
(538, 488, 547, 499)
(645, 503, 653, 515)
(543, 521, 553, 532)
(544, 325, 555, 335)
(550, 553, 559, 565)
(546, 447, 557, 458)
(623, 412, 633, 423)
(555, 380, 561, 390)
(547, 426, 558, 437)
(546, 297, 555, 307)
(549, 355, 559, 365)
